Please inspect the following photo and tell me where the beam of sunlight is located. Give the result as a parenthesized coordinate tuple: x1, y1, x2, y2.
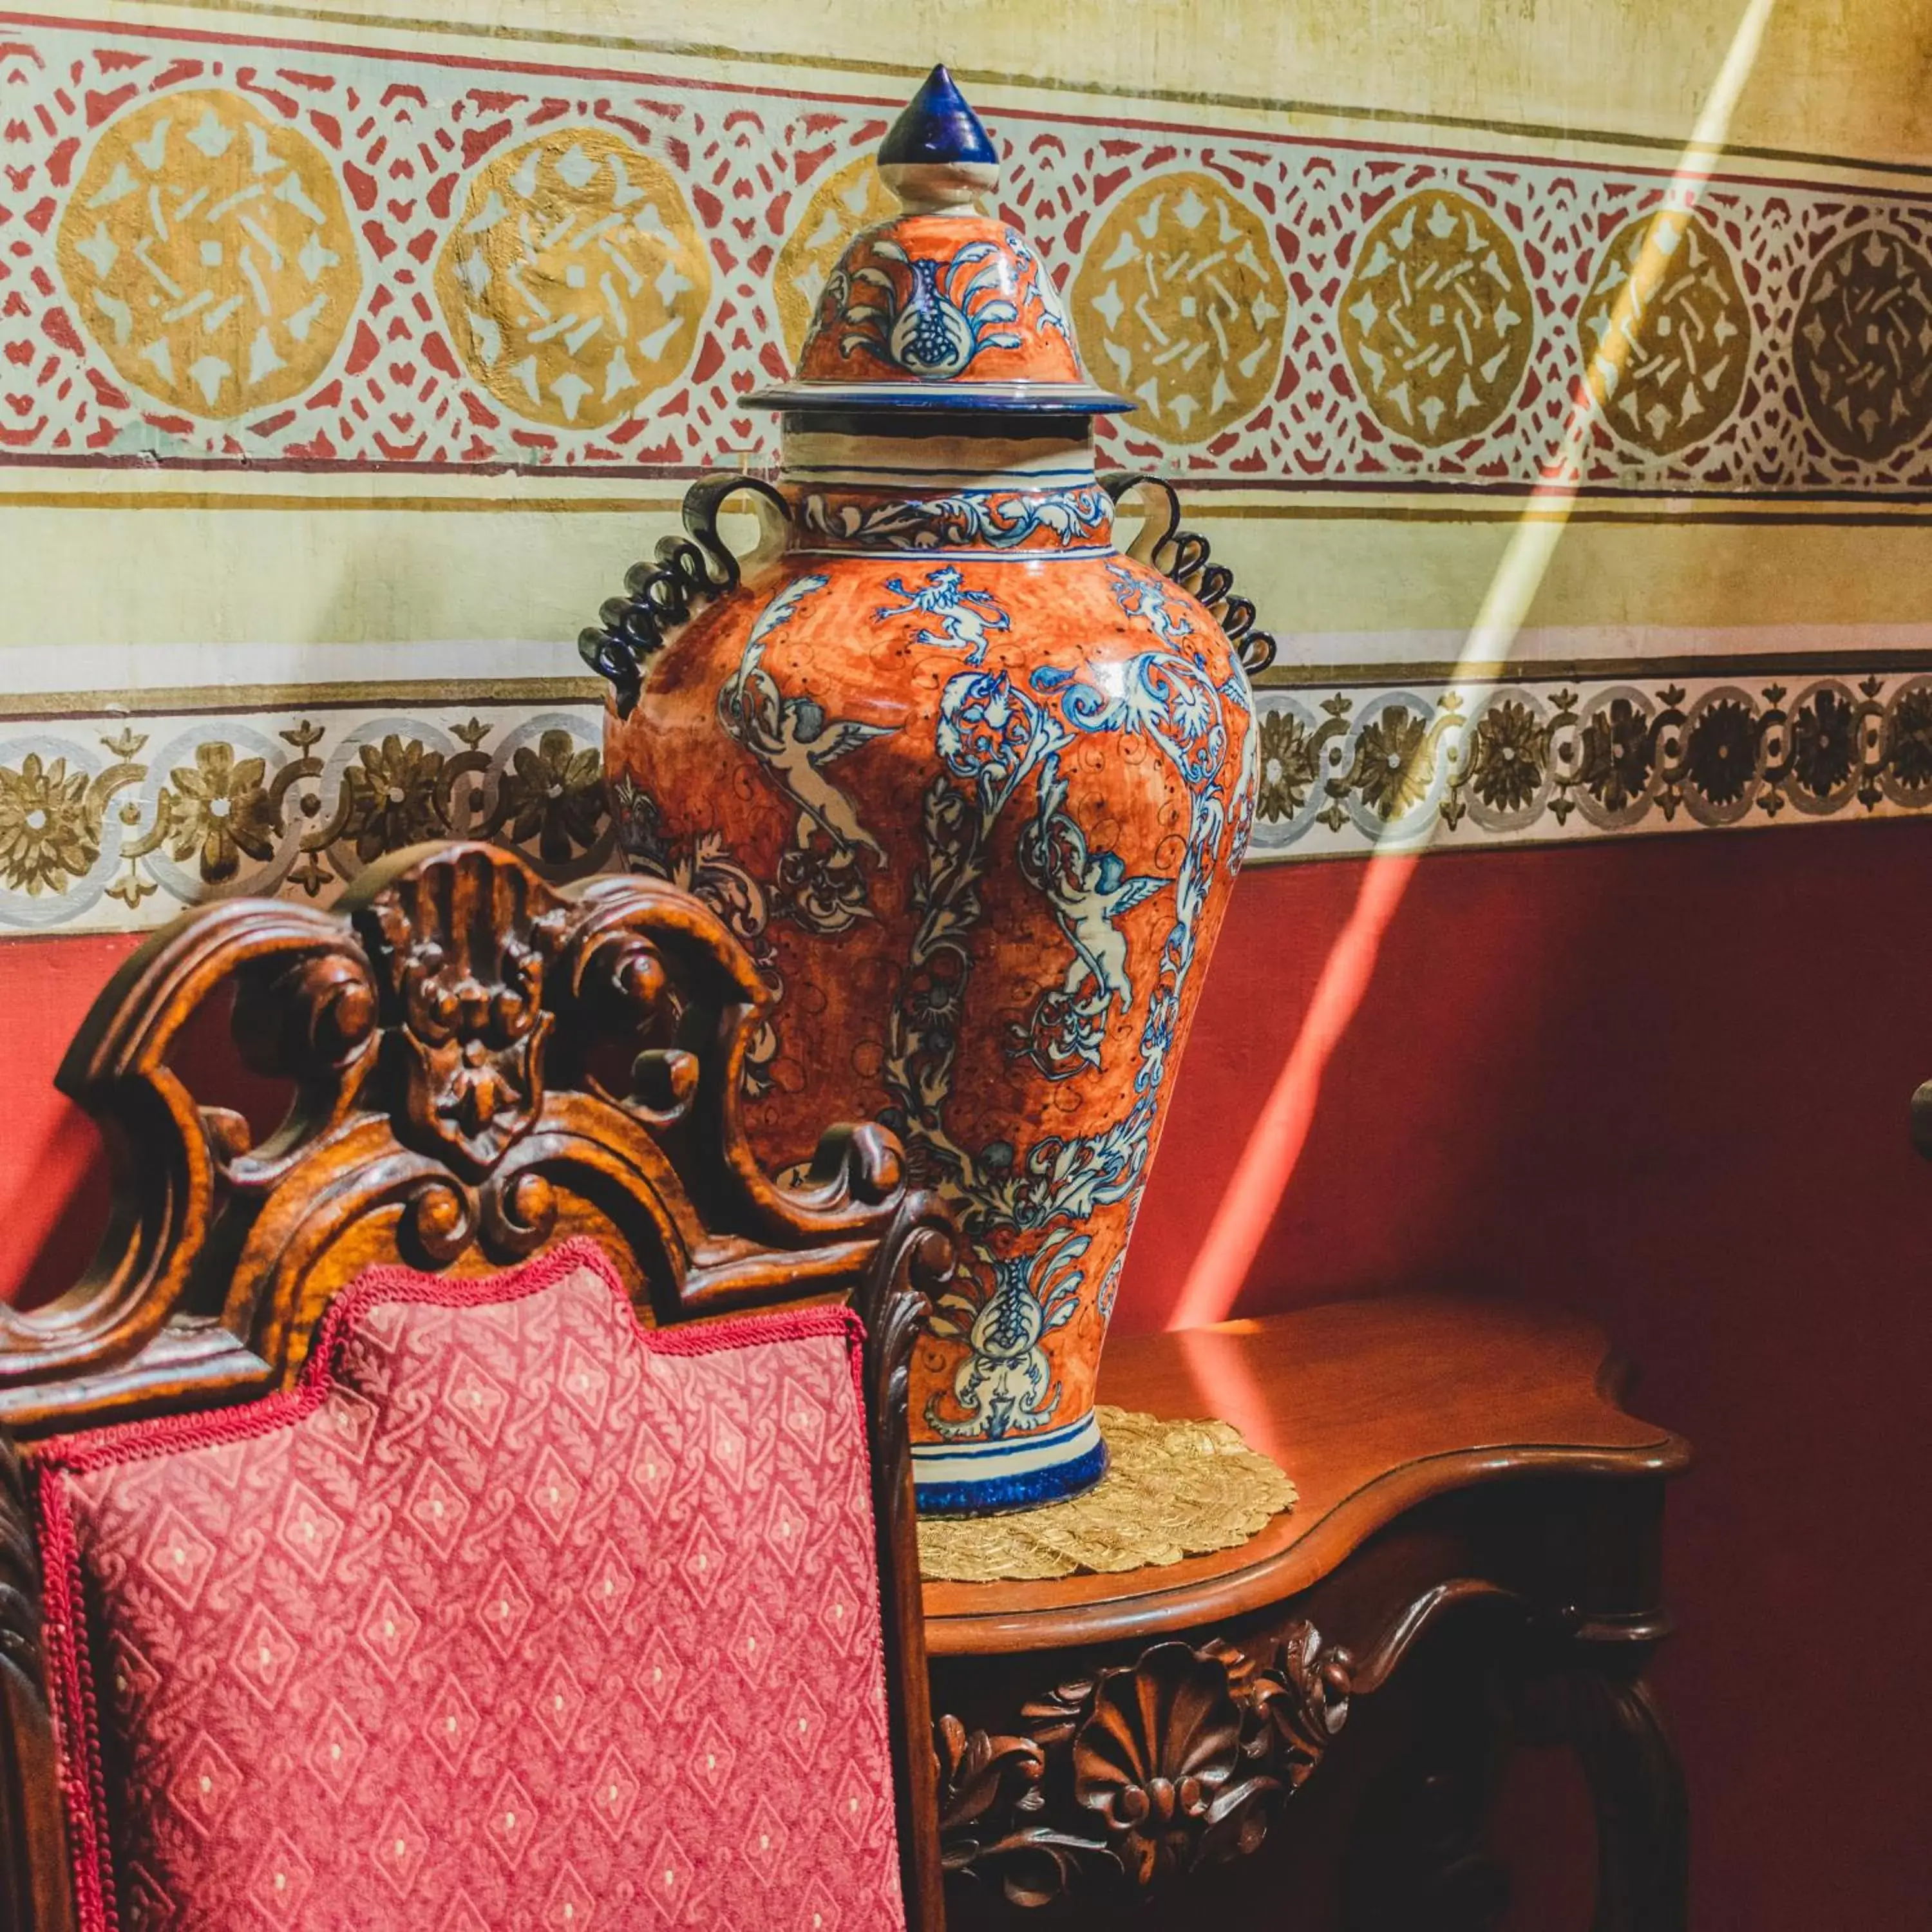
(1177, 1323, 1282, 1470)
(1168, 0, 1779, 1331)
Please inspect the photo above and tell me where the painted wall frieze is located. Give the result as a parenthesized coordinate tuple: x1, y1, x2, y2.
(1247, 666, 1932, 858)
(0, 701, 608, 933)
(0, 19, 1926, 495)
(5, 665, 1932, 934)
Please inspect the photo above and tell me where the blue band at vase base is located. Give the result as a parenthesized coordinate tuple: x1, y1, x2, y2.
(911, 1408, 1110, 1515)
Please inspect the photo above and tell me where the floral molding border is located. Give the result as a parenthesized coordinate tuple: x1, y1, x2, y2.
(8, 667, 1932, 936)
(0, 698, 608, 933)
(0, 15, 1929, 492)
(1246, 666, 1932, 859)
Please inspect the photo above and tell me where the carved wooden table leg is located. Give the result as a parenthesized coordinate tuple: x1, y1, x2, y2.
(1510, 1631, 1689, 1932)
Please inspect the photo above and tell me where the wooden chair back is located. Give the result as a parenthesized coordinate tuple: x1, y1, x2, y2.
(0, 840, 955, 1932)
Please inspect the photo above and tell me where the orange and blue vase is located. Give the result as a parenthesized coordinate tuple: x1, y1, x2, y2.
(584, 68, 1265, 1514)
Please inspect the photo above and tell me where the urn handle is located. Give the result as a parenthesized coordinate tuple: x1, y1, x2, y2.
(579, 474, 790, 719)
(1103, 473, 1278, 675)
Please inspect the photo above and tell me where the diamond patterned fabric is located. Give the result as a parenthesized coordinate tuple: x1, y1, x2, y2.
(32, 1241, 907, 1932)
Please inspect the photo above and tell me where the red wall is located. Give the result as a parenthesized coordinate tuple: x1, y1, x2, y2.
(1124, 823, 1932, 1929)
(0, 933, 140, 1309)
(6, 826, 1928, 1926)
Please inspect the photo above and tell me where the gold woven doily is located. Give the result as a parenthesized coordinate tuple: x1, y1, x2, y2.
(916, 1405, 1297, 1583)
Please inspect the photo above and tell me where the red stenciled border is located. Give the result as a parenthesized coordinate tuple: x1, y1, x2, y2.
(1, 6, 1924, 198)
(28, 1235, 875, 1932)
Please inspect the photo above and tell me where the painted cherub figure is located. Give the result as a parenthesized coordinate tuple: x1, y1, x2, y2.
(1021, 763, 1168, 1014)
(719, 573, 898, 861)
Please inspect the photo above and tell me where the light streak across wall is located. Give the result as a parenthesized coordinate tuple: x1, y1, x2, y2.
(1167, 0, 1782, 1332)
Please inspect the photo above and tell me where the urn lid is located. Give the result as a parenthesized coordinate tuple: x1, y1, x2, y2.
(751, 66, 1131, 417)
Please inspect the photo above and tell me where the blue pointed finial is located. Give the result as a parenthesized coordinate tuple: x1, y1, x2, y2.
(880, 64, 997, 168)
(745, 56, 1135, 413)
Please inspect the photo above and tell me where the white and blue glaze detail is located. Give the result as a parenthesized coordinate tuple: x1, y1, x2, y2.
(750, 64, 1130, 417)
(875, 567, 1012, 665)
(613, 545, 1253, 1512)
(826, 229, 1072, 384)
(872, 561, 1252, 1505)
(797, 484, 1113, 555)
(715, 573, 900, 936)
(907, 1409, 1110, 1517)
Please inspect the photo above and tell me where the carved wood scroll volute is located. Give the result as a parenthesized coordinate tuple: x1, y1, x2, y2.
(0, 841, 922, 1426)
(937, 1626, 1352, 1906)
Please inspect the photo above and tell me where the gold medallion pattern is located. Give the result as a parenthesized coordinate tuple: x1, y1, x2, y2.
(435, 130, 711, 430)
(1578, 208, 1750, 456)
(5, 23, 1931, 488)
(1340, 191, 1533, 445)
(1071, 171, 1288, 444)
(1794, 227, 1932, 459)
(1245, 666, 1932, 858)
(0, 707, 610, 933)
(774, 154, 896, 368)
(57, 88, 361, 419)
(0, 753, 99, 896)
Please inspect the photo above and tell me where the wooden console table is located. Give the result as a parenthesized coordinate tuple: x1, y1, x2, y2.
(923, 1298, 1690, 1931)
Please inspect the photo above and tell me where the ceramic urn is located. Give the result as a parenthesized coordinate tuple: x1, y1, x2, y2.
(583, 68, 1271, 1514)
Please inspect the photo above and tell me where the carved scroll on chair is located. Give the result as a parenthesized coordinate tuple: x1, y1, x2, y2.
(0, 839, 960, 1932)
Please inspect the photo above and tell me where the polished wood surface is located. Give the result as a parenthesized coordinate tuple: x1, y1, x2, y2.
(924, 1299, 1690, 1929)
(923, 1296, 1686, 1652)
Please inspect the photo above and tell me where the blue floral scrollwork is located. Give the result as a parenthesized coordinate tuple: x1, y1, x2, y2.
(887, 560, 1255, 1444)
(803, 486, 1111, 553)
(828, 228, 1070, 382)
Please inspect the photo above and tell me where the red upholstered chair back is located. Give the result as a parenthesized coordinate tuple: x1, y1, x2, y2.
(0, 842, 954, 1932)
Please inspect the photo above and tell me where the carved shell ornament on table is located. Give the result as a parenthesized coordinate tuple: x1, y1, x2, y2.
(935, 1628, 1353, 1903)
(585, 65, 1282, 1519)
